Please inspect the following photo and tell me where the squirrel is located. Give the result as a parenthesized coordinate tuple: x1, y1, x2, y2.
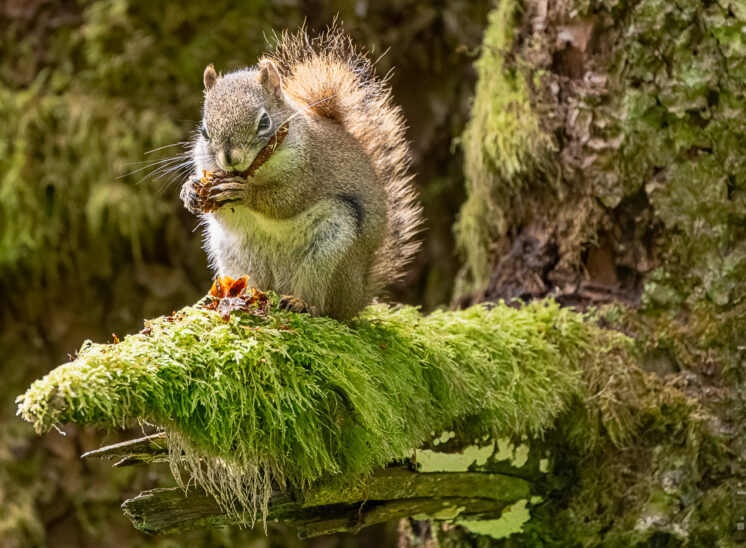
(180, 28, 422, 320)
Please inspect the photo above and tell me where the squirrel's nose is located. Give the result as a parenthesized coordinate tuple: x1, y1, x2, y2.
(218, 148, 238, 171)
(218, 149, 244, 171)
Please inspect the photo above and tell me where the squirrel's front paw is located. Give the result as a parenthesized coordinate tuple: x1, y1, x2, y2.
(279, 295, 318, 316)
(182, 171, 247, 214)
(202, 175, 246, 209)
(180, 177, 203, 215)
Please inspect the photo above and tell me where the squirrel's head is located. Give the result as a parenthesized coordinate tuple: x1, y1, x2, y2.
(198, 61, 290, 173)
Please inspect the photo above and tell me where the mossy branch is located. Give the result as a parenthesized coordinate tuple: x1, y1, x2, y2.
(18, 293, 676, 535)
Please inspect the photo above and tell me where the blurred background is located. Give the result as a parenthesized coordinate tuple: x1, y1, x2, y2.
(0, 1, 492, 546)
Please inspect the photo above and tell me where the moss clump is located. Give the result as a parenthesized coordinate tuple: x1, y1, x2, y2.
(455, 0, 556, 293)
(17, 296, 629, 524)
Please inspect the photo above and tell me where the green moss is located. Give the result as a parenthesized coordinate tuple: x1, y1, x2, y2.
(455, 0, 555, 292)
(17, 295, 632, 523)
(523, 387, 730, 546)
(16, 293, 724, 542)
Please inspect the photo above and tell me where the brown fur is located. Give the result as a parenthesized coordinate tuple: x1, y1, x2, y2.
(263, 28, 422, 294)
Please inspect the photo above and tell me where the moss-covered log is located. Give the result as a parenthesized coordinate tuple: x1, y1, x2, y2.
(17, 296, 601, 522)
(17, 292, 727, 542)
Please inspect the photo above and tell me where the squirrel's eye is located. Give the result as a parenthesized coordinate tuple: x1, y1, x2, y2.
(257, 112, 272, 134)
(200, 124, 210, 140)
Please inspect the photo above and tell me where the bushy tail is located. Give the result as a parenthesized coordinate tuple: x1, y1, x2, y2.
(264, 27, 422, 293)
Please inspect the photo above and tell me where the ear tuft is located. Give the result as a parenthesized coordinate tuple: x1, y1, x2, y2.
(203, 64, 218, 90)
(257, 59, 283, 100)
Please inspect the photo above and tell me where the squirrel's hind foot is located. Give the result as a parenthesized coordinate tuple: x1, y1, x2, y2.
(279, 295, 318, 317)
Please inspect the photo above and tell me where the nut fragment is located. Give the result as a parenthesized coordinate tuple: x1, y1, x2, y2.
(204, 276, 270, 321)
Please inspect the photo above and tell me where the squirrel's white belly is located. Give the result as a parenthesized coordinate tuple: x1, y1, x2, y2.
(203, 200, 347, 294)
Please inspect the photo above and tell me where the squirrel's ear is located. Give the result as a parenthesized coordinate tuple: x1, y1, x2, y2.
(203, 64, 218, 91)
(257, 59, 283, 101)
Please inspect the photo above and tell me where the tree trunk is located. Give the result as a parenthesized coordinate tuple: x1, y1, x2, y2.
(437, 0, 745, 545)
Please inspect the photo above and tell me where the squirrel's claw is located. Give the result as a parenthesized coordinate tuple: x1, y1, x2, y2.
(279, 295, 318, 317)
(206, 180, 246, 204)
(180, 178, 203, 215)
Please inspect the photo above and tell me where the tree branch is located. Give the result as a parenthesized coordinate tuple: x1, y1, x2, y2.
(91, 435, 531, 537)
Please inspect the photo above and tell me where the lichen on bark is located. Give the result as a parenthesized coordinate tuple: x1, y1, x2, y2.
(456, 0, 746, 312)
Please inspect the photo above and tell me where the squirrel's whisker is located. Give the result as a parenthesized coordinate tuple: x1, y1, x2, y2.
(154, 161, 192, 180)
(118, 159, 184, 180)
(120, 156, 190, 179)
(144, 142, 192, 155)
(122, 154, 187, 170)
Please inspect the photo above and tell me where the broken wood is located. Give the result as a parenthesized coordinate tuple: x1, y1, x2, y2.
(88, 435, 533, 537)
